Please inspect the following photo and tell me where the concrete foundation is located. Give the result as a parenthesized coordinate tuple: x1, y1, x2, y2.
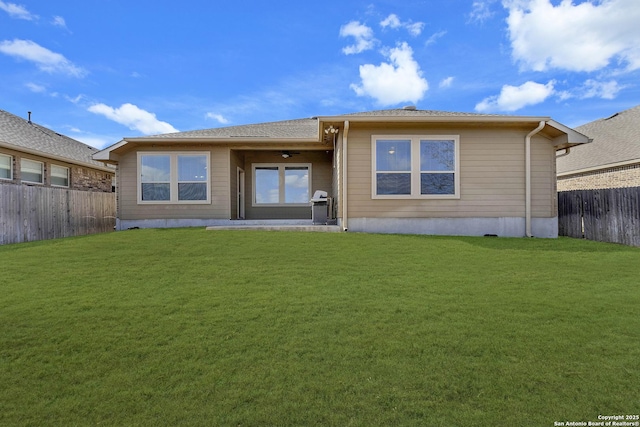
(346, 217, 558, 238)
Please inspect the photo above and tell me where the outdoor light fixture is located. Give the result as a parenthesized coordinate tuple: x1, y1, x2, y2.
(324, 125, 339, 135)
(282, 152, 290, 158)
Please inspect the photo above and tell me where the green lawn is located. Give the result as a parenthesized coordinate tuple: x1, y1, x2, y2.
(1, 229, 639, 426)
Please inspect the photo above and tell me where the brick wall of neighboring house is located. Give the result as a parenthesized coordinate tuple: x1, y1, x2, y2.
(558, 163, 640, 191)
(0, 148, 114, 193)
(71, 166, 113, 192)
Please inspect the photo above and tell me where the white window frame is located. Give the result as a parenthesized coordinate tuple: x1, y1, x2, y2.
(21, 158, 44, 185)
(137, 152, 211, 204)
(252, 163, 312, 207)
(371, 135, 460, 199)
(51, 164, 70, 188)
(0, 153, 12, 181)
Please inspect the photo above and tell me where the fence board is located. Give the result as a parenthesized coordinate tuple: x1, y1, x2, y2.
(0, 184, 115, 245)
(558, 187, 640, 247)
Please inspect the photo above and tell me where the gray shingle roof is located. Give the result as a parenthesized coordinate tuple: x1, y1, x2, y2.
(0, 109, 109, 169)
(557, 105, 640, 174)
(137, 108, 544, 141)
(144, 118, 319, 139)
(339, 108, 510, 118)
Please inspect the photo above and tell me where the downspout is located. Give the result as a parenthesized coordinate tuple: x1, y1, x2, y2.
(342, 120, 350, 231)
(525, 121, 546, 237)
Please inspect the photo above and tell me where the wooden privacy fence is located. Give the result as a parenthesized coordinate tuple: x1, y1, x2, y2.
(0, 184, 116, 245)
(558, 187, 640, 247)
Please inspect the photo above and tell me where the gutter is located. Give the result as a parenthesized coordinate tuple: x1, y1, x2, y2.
(525, 121, 546, 237)
(555, 147, 571, 158)
(342, 120, 350, 231)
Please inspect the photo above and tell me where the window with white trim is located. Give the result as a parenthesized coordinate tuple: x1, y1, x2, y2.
(0, 153, 12, 180)
(21, 158, 44, 184)
(51, 165, 70, 187)
(372, 135, 459, 198)
(253, 164, 311, 205)
(138, 152, 210, 204)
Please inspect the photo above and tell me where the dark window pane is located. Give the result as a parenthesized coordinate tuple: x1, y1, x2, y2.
(178, 183, 207, 200)
(420, 140, 455, 171)
(377, 173, 411, 195)
(421, 173, 455, 195)
(142, 183, 170, 200)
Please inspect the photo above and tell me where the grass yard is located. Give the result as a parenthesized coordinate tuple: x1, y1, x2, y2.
(1, 229, 639, 426)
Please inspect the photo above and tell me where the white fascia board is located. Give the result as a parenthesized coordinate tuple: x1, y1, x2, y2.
(545, 119, 591, 146)
(93, 139, 128, 161)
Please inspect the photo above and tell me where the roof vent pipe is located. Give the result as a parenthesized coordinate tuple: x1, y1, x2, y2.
(28, 111, 32, 123)
(403, 105, 417, 110)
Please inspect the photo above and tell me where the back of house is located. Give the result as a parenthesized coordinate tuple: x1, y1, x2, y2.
(95, 108, 589, 238)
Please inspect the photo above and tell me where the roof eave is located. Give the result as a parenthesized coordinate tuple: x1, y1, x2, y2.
(92, 136, 324, 162)
(545, 119, 591, 148)
(1, 140, 114, 172)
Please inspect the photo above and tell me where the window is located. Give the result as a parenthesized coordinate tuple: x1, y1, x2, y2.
(138, 152, 210, 204)
(21, 159, 44, 184)
(372, 135, 459, 198)
(51, 165, 70, 187)
(0, 153, 12, 180)
(253, 164, 311, 205)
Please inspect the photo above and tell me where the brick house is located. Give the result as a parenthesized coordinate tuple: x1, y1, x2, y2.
(557, 105, 640, 191)
(0, 109, 114, 192)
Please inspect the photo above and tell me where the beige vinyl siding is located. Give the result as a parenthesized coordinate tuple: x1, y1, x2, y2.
(118, 145, 230, 220)
(346, 123, 557, 219)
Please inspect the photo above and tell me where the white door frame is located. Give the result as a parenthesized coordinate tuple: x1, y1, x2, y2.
(237, 167, 245, 219)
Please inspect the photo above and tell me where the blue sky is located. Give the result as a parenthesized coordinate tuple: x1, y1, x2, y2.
(1, 0, 639, 149)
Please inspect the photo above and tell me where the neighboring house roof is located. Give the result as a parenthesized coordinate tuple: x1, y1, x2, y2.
(557, 105, 640, 175)
(94, 108, 589, 162)
(0, 109, 113, 172)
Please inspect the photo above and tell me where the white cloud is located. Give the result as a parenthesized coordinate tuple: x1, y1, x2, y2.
(380, 14, 401, 29)
(206, 112, 230, 124)
(380, 14, 424, 36)
(51, 16, 69, 31)
(25, 82, 46, 93)
(439, 76, 454, 89)
(469, 0, 497, 23)
(504, 0, 640, 72)
(65, 94, 85, 104)
(350, 42, 429, 106)
(0, 1, 37, 20)
(0, 39, 86, 77)
(88, 103, 179, 135)
(580, 79, 622, 100)
(425, 31, 447, 46)
(559, 79, 623, 101)
(339, 21, 375, 55)
(475, 80, 555, 112)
